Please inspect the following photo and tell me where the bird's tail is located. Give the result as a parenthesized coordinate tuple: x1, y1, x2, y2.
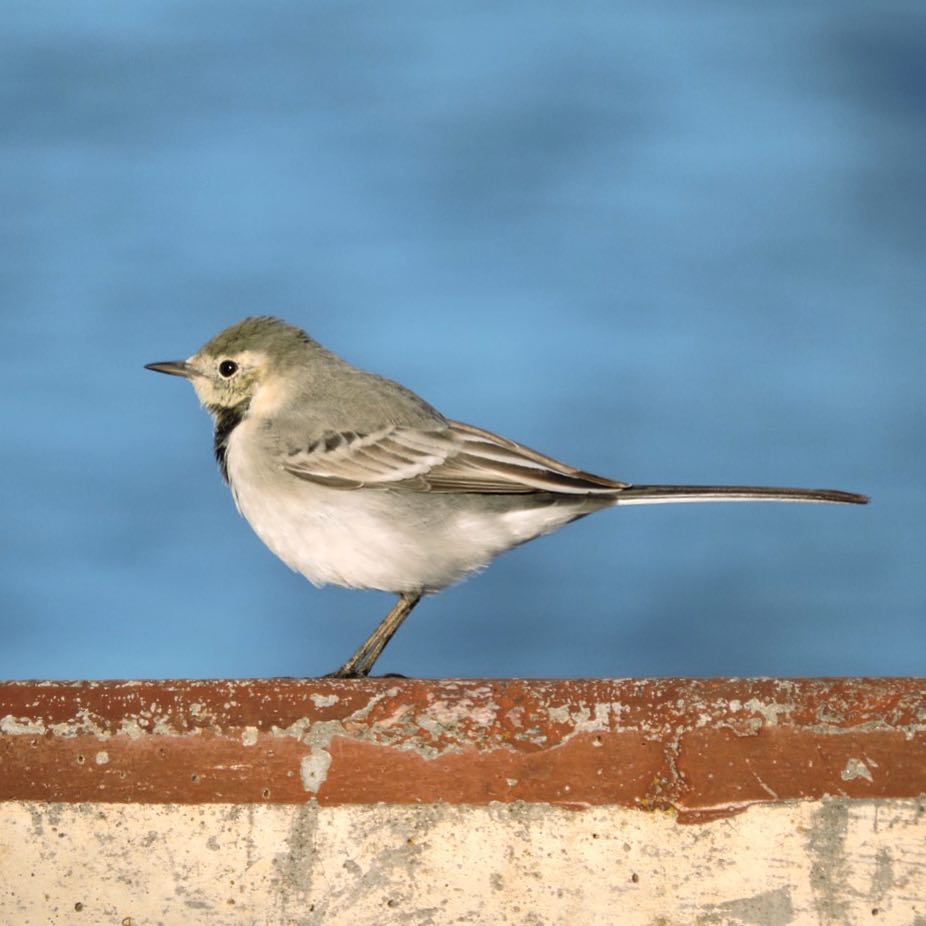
(613, 485, 869, 506)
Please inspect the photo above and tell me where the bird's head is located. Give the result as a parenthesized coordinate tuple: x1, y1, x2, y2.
(145, 316, 315, 417)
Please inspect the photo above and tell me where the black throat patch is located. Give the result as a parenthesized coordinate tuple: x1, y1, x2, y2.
(210, 402, 249, 483)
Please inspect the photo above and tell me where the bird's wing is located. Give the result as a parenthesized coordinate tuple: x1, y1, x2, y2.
(280, 420, 627, 494)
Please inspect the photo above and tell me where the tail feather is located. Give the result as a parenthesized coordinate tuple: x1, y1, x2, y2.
(614, 485, 869, 506)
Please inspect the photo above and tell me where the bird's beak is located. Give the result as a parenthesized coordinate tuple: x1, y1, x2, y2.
(145, 360, 195, 379)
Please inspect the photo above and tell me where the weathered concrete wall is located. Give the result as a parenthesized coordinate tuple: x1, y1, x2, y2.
(2, 798, 924, 925)
(1, 679, 925, 924)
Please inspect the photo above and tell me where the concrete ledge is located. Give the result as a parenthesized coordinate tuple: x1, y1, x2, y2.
(2, 679, 925, 924)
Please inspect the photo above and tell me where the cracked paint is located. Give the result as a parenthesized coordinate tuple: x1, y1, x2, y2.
(1, 679, 924, 816)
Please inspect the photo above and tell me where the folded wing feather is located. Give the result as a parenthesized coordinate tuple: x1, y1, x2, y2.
(280, 420, 628, 495)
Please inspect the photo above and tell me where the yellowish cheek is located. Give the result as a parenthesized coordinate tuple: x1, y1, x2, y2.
(191, 378, 217, 407)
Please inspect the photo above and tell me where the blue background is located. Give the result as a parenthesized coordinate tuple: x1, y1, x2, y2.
(2, 3, 923, 679)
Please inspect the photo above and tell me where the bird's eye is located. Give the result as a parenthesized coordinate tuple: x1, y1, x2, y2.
(219, 360, 238, 378)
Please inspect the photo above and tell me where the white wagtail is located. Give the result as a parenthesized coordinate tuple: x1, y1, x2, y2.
(146, 316, 868, 677)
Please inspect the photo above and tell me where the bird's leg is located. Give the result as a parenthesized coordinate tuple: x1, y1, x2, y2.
(328, 593, 423, 679)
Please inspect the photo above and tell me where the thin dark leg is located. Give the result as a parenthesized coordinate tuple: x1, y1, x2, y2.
(328, 593, 423, 678)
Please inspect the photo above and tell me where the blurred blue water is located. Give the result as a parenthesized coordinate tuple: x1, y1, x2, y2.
(1, 2, 923, 679)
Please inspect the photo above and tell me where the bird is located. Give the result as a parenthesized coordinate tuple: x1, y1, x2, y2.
(145, 316, 868, 677)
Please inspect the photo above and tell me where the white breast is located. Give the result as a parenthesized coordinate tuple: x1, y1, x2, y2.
(224, 417, 604, 594)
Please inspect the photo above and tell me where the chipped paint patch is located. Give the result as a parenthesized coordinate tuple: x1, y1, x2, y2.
(119, 718, 146, 741)
(300, 748, 332, 793)
(49, 708, 114, 740)
(95, 751, 109, 765)
(841, 758, 874, 783)
(426, 696, 499, 728)
(546, 703, 612, 736)
(271, 717, 312, 740)
(309, 693, 339, 709)
(743, 698, 792, 727)
(0, 715, 45, 735)
(241, 726, 258, 747)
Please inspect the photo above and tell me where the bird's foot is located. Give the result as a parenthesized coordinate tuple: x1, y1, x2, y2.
(323, 667, 366, 679)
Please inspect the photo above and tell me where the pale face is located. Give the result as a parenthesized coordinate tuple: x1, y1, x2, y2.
(187, 348, 272, 411)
